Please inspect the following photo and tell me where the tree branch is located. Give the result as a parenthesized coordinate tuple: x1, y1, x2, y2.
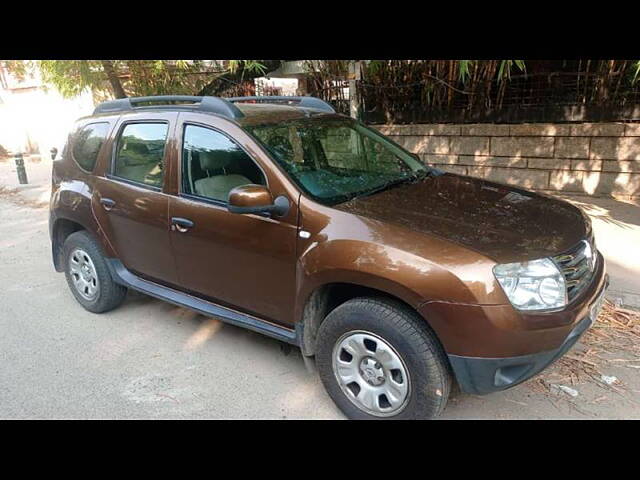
(100, 60, 127, 98)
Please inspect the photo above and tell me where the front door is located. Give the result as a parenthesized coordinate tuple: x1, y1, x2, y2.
(168, 120, 298, 325)
(92, 114, 178, 285)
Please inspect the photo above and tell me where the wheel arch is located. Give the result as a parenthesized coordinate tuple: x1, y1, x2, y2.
(298, 281, 439, 357)
(51, 217, 88, 272)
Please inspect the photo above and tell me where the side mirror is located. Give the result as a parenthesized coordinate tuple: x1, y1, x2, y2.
(227, 184, 290, 217)
(50, 147, 58, 161)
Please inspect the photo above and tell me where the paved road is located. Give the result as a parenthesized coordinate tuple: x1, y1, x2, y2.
(0, 198, 343, 419)
(1, 196, 639, 419)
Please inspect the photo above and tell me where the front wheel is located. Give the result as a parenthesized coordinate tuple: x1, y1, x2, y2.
(316, 297, 451, 420)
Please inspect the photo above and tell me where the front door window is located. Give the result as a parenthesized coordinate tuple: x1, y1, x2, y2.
(182, 124, 266, 202)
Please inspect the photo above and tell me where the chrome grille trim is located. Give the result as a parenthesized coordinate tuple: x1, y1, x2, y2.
(553, 238, 597, 303)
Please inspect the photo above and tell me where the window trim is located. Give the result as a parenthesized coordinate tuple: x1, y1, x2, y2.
(178, 121, 269, 205)
(71, 121, 111, 174)
(109, 119, 170, 191)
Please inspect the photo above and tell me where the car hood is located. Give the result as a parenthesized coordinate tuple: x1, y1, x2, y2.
(334, 173, 589, 263)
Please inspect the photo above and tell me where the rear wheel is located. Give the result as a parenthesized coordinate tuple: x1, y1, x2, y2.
(316, 297, 451, 420)
(63, 231, 127, 313)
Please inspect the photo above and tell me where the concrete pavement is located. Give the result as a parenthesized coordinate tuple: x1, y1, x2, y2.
(558, 194, 640, 309)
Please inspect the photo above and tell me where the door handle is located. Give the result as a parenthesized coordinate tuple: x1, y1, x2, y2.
(100, 198, 116, 211)
(171, 217, 194, 233)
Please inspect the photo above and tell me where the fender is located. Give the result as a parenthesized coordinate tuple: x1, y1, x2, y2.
(49, 179, 116, 271)
(297, 240, 444, 315)
(295, 237, 473, 355)
(294, 198, 501, 322)
(293, 195, 508, 355)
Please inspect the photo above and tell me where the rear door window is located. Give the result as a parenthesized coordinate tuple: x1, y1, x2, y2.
(113, 122, 168, 188)
(72, 122, 110, 171)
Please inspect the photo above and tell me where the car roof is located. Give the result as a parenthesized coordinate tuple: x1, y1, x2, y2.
(83, 95, 342, 127)
(234, 103, 340, 126)
(80, 103, 342, 126)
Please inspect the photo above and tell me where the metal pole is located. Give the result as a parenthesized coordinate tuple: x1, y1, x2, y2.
(349, 60, 362, 120)
(14, 152, 28, 184)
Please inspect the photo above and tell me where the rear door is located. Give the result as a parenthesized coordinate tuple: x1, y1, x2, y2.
(167, 113, 299, 325)
(92, 112, 180, 285)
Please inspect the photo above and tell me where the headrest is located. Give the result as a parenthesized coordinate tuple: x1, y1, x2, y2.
(200, 150, 233, 171)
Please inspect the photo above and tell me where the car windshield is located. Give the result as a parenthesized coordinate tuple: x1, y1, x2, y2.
(245, 117, 431, 205)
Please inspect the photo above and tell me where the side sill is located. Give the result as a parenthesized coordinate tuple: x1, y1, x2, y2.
(106, 259, 299, 346)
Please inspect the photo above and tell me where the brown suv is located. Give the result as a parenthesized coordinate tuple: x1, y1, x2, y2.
(50, 95, 608, 419)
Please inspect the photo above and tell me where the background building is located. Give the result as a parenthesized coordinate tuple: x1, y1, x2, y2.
(0, 66, 94, 159)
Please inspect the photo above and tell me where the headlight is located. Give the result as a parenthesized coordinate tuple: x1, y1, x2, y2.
(493, 258, 567, 311)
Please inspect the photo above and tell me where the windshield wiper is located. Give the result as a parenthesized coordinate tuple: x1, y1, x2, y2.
(356, 175, 413, 199)
(359, 179, 408, 198)
(357, 169, 433, 199)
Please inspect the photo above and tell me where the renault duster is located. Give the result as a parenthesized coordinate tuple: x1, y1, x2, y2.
(49, 95, 608, 419)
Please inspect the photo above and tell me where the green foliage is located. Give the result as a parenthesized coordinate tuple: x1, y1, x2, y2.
(458, 60, 474, 83)
(122, 60, 212, 97)
(496, 60, 526, 82)
(39, 60, 107, 97)
(632, 60, 640, 84)
(366, 60, 385, 75)
(4, 60, 270, 100)
(228, 60, 268, 75)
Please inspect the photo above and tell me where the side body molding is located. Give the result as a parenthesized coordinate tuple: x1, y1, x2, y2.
(105, 259, 299, 346)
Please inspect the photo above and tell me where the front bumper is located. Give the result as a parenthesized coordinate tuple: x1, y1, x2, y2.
(449, 274, 609, 395)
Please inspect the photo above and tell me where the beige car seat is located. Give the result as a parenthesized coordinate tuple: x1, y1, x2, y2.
(117, 142, 163, 186)
(194, 150, 251, 201)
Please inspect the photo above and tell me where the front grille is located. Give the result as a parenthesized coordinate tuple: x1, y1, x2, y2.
(553, 236, 597, 302)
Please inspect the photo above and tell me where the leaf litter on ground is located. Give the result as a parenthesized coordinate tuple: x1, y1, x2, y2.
(525, 299, 640, 408)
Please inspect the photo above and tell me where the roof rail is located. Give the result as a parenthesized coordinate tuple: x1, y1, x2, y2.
(93, 95, 244, 119)
(225, 96, 336, 114)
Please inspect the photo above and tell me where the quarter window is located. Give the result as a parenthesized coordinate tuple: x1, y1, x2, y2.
(72, 122, 110, 171)
(114, 123, 168, 188)
(182, 125, 265, 202)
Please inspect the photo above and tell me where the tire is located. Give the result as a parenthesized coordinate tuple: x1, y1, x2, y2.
(63, 230, 127, 313)
(316, 297, 451, 420)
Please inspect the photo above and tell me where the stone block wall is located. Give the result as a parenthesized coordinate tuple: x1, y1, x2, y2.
(374, 123, 640, 199)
